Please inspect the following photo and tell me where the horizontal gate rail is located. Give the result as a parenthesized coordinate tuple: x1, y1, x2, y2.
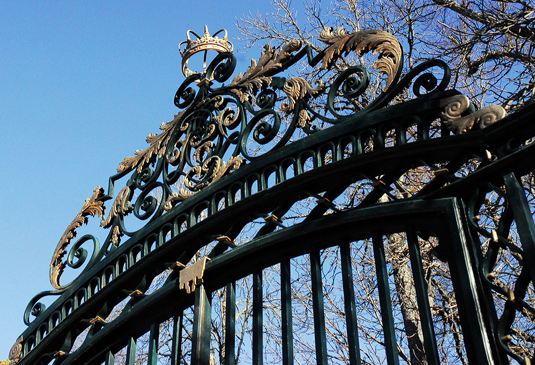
(14, 104, 535, 365)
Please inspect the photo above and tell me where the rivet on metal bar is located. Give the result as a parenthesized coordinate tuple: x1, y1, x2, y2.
(129, 290, 144, 297)
(472, 215, 480, 223)
(217, 236, 236, 248)
(264, 214, 285, 228)
(179, 257, 210, 294)
(196, 79, 213, 87)
(196, 99, 208, 107)
(491, 230, 499, 243)
(433, 168, 449, 176)
(486, 272, 496, 280)
(89, 316, 106, 325)
(371, 180, 392, 190)
(316, 197, 330, 205)
(316, 197, 339, 211)
(264, 214, 280, 222)
(169, 261, 186, 270)
(54, 351, 66, 358)
(501, 335, 512, 342)
(507, 288, 515, 303)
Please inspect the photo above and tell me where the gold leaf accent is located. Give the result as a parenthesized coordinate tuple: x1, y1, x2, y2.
(319, 28, 402, 89)
(110, 225, 123, 246)
(49, 187, 105, 290)
(164, 155, 244, 211)
(164, 188, 195, 211)
(178, 26, 233, 77)
(227, 40, 302, 102)
(100, 186, 132, 229)
(9, 336, 23, 364)
(440, 95, 507, 134)
(280, 76, 325, 114)
(211, 155, 244, 182)
(297, 109, 313, 128)
(117, 111, 185, 173)
(179, 257, 210, 294)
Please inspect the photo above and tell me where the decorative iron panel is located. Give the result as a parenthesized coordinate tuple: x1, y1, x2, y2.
(8, 26, 535, 365)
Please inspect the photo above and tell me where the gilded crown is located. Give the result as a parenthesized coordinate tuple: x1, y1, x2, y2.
(179, 25, 233, 77)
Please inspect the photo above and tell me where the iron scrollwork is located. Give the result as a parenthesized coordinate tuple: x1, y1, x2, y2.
(15, 24, 511, 363)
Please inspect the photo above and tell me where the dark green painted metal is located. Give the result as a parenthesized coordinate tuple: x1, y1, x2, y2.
(12, 31, 535, 364)
(504, 172, 535, 285)
(224, 281, 236, 365)
(147, 322, 158, 365)
(191, 283, 211, 365)
(104, 350, 114, 365)
(310, 246, 328, 365)
(252, 269, 263, 365)
(406, 226, 440, 365)
(372, 231, 400, 365)
(125, 337, 136, 365)
(281, 258, 294, 365)
(170, 313, 182, 365)
(442, 199, 495, 365)
(340, 242, 361, 365)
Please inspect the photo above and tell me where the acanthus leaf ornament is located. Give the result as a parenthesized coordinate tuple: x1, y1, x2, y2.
(100, 186, 133, 228)
(319, 28, 402, 89)
(117, 111, 185, 173)
(280, 77, 325, 113)
(227, 40, 303, 102)
(49, 187, 105, 290)
(100, 186, 133, 245)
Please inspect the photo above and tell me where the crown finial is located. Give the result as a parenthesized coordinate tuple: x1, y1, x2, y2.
(179, 26, 233, 78)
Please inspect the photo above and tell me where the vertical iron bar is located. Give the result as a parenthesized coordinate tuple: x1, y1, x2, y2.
(191, 283, 212, 365)
(310, 247, 328, 365)
(340, 242, 361, 365)
(445, 199, 495, 364)
(504, 172, 535, 282)
(406, 226, 440, 365)
(125, 337, 136, 365)
(224, 281, 236, 365)
(253, 269, 263, 365)
(171, 312, 183, 365)
(147, 322, 159, 365)
(281, 258, 294, 365)
(372, 232, 399, 365)
(105, 350, 114, 365)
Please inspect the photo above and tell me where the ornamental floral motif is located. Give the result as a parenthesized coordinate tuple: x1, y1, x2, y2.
(49, 187, 105, 290)
(319, 28, 403, 88)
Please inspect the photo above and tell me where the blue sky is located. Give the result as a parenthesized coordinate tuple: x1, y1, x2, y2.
(0, 1, 287, 358)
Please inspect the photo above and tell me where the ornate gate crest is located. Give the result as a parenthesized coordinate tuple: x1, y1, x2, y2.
(9, 25, 535, 365)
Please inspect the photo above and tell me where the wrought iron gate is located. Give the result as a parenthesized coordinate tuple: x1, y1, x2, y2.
(9, 26, 535, 365)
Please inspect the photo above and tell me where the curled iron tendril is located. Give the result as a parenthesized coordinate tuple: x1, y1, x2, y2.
(206, 52, 236, 83)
